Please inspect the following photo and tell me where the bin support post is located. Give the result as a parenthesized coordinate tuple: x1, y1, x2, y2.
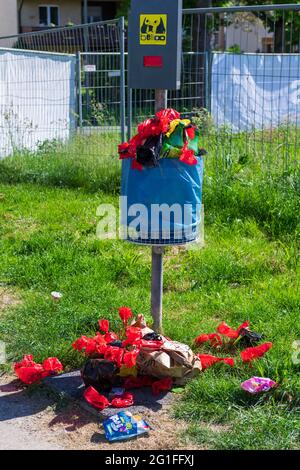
(151, 89, 167, 333)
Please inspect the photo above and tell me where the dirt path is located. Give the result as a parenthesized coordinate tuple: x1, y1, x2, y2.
(0, 289, 199, 450)
(0, 373, 199, 450)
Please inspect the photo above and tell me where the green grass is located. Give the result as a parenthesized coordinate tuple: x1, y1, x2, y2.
(0, 132, 299, 449)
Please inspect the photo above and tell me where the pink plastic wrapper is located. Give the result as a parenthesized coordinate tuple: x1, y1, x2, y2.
(241, 377, 277, 394)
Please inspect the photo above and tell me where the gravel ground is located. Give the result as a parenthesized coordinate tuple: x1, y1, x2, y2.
(0, 374, 200, 450)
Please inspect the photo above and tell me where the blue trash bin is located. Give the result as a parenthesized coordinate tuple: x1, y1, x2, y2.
(121, 157, 204, 245)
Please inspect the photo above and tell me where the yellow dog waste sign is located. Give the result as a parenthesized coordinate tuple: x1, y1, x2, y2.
(140, 14, 167, 45)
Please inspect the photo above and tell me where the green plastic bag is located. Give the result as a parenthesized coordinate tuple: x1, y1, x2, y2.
(161, 122, 200, 159)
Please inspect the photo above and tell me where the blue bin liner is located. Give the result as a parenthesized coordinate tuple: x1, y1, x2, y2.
(121, 157, 204, 245)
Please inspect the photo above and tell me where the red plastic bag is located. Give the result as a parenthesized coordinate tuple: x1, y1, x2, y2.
(123, 375, 153, 389)
(195, 333, 223, 348)
(152, 377, 173, 396)
(179, 142, 197, 166)
(83, 386, 110, 410)
(123, 349, 140, 369)
(122, 326, 142, 347)
(42, 357, 63, 373)
(98, 319, 109, 333)
(14, 355, 63, 384)
(118, 307, 133, 326)
(197, 354, 235, 371)
(15, 364, 48, 385)
(14, 354, 36, 369)
(72, 335, 89, 352)
(111, 392, 134, 408)
(240, 342, 273, 363)
(104, 346, 124, 368)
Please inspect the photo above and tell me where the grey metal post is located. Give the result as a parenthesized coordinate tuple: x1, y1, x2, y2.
(119, 17, 126, 143)
(127, 87, 132, 141)
(77, 51, 83, 128)
(151, 89, 168, 333)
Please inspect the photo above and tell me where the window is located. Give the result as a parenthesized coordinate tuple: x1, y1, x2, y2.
(87, 6, 103, 23)
(39, 5, 60, 26)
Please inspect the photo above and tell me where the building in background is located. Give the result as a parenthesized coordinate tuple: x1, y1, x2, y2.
(0, 1, 121, 34)
(215, 12, 274, 53)
(0, 0, 18, 39)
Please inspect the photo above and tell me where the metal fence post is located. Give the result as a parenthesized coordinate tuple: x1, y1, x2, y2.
(151, 89, 168, 333)
(119, 16, 126, 143)
(127, 86, 132, 141)
(77, 51, 83, 128)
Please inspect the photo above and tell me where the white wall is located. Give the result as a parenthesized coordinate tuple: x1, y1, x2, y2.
(225, 19, 273, 53)
(0, 0, 18, 39)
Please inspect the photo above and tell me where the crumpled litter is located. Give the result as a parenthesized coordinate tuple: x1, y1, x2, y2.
(196, 354, 235, 371)
(152, 377, 173, 396)
(83, 386, 110, 410)
(118, 108, 203, 169)
(194, 321, 272, 370)
(83, 386, 134, 410)
(123, 375, 153, 389)
(111, 392, 134, 408)
(14, 354, 63, 385)
(217, 321, 249, 339)
(241, 377, 277, 394)
(240, 342, 273, 363)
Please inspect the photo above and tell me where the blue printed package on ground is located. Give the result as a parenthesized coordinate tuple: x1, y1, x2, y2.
(121, 157, 204, 245)
(103, 411, 150, 441)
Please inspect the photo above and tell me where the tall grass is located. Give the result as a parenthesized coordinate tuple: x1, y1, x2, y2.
(0, 128, 299, 243)
(0, 132, 121, 194)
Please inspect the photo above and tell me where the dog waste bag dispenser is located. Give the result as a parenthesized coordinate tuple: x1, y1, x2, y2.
(122, 0, 204, 246)
(128, 0, 182, 90)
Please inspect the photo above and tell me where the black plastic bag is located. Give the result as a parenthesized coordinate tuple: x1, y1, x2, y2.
(143, 332, 163, 341)
(81, 359, 120, 393)
(239, 328, 263, 346)
(136, 134, 163, 168)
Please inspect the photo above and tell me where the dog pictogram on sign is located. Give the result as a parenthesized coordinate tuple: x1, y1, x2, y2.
(140, 14, 167, 45)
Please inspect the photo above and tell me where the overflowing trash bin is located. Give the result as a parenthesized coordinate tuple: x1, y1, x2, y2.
(119, 108, 205, 245)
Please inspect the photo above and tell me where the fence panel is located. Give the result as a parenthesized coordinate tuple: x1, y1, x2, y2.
(0, 48, 76, 159)
(0, 6, 299, 181)
(0, 19, 125, 166)
(128, 4, 300, 179)
(180, 4, 300, 178)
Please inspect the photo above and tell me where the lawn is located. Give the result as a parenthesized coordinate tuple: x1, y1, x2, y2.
(0, 134, 299, 450)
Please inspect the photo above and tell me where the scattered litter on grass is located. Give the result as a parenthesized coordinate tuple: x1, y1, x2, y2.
(194, 321, 272, 370)
(14, 355, 63, 384)
(103, 411, 150, 442)
(241, 377, 277, 394)
(51, 291, 63, 301)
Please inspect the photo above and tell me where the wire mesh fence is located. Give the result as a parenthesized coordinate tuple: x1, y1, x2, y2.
(0, 18, 124, 181)
(129, 4, 300, 181)
(180, 3, 300, 180)
(0, 5, 299, 188)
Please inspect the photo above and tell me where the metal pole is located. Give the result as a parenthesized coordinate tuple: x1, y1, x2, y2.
(127, 86, 132, 141)
(119, 17, 126, 143)
(77, 51, 83, 128)
(151, 89, 167, 333)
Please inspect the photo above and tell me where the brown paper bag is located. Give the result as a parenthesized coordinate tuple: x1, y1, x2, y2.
(137, 337, 202, 385)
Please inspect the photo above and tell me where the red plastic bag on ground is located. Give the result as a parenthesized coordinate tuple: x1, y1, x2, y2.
(15, 364, 49, 385)
(195, 333, 223, 348)
(14, 355, 63, 384)
(111, 392, 134, 408)
(42, 357, 63, 373)
(123, 375, 153, 389)
(240, 342, 273, 363)
(196, 354, 235, 371)
(152, 377, 173, 396)
(83, 386, 110, 410)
